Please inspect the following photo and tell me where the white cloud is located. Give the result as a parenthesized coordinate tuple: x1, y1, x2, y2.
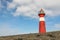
(0, 1, 1, 8)
(0, 23, 20, 36)
(0, 23, 37, 36)
(13, 0, 32, 4)
(52, 23, 60, 31)
(13, 6, 31, 16)
(0, 1, 4, 9)
(54, 24, 60, 28)
(34, 0, 60, 8)
(46, 23, 60, 32)
(16, 6, 31, 13)
(50, 23, 60, 31)
(7, 3, 16, 9)
(7, 0, 60, 18)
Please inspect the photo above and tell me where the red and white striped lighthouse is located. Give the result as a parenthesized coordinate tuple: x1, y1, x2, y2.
(38, 9, 46, 34)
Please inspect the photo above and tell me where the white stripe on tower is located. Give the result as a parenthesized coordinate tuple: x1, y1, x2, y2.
(39, 17, 45, 21)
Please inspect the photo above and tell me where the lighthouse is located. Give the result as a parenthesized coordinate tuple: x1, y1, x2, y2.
(38, 9, 46, 34)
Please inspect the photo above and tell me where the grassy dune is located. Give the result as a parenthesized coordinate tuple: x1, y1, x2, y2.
(0, 31, 60, 40)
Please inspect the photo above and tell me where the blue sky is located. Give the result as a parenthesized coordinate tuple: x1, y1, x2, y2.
(0, 0, 60, 36)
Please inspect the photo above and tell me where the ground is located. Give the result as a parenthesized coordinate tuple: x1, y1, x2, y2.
(0, 31, 60, 40)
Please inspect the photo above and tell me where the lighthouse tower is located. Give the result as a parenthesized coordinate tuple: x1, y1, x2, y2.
(38, 9, 46, 34)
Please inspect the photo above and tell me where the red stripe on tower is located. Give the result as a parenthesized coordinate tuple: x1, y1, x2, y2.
(38, 8, 46, 34)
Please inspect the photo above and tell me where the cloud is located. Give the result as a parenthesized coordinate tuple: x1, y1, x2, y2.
(7, 3, 16, 9)
(13, 0, 32, 4)
(0, 0, 4, 9)
(46, 22, 60, 32)
(13, 5, 38, 18)
(52, 23, 60, 31)
(47, 23, 60, 32)
(6, 0, 60, 18)
(54, 23, 60, 28)
(0, 23, 20, 36)
(0, 1, 1, 8)
(0, 23, 38, 36)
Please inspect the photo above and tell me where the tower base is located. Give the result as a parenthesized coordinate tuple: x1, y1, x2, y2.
(39, 21, 46, 34)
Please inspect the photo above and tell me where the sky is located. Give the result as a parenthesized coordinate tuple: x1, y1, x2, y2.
(0, 0, 60, 36)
